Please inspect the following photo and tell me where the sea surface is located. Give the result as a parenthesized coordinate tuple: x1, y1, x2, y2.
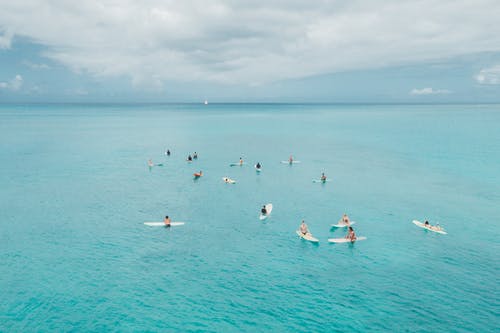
(0, 103, 499, 332)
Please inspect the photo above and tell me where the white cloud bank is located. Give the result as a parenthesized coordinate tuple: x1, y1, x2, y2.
(410, 87, 451, 95)
(0, 74, 23, 91)
(0, 1, 500, 87)
(475, 65, 500, 84)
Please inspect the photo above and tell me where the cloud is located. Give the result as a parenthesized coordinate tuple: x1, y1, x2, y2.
(0, 29, 12, 49)
(0, 74, 23, 91)
(410, 87, 451, 95)
(475, 65, 500, 84)
(0, 1, 499, 87)
(22, 61, 50, 70)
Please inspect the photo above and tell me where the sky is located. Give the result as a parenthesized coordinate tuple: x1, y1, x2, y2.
(1, 0, 500, 103)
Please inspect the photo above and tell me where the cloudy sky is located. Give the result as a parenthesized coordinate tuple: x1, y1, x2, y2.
(1, 0, 500, 102)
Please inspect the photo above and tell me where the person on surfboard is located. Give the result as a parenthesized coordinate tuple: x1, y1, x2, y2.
(187, 154, 192, 162)
(166, 149, 171, 156)
(289, 155, 293, 164)
(193, 152, 198, 159)
(148, 159, 154, 167)
(341, 213, 350, 226)
(321, 173, 327, 182)
(239, 157, 243, 165)
(300, 220, 309, 235)
(346, 226, 357, 242)
(164, 216, 171, 227)
(261, 205, 267, 215)
(256, 162, 261, 169)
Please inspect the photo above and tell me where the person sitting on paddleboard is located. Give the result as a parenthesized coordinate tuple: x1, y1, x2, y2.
(193, 152, 198, 159)
(342, 213, 350, 225)
(261, 205, 267, 215)
(300, 220, 309, 235)
(164, 216, 171, 227)
(346, 226, 357, 241)
(239, 157, 243, 165)
(256, 162, 261, 169)
(166, 149, 171, 156)
(321, 173, 327, 181)
(289, 155, 293, 164)
(187, 155, 192, 161)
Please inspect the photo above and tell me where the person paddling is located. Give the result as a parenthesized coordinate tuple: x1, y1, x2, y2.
(164, 215, 171, 227)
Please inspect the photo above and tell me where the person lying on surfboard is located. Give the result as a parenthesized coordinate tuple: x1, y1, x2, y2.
(424, 220, 443, 231)
(164, 216, 171, 227)
(320, 173, 327, 182)
(300, 220, 309, 235)
(346, 226, 357, 242)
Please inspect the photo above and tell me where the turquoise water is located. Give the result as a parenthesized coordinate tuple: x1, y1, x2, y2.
(0, 103, 499, 332)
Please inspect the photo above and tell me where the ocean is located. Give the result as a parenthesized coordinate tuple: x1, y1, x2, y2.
(0, 103, 498, 332)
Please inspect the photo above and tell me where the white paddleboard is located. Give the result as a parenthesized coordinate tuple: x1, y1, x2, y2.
(144, 222, 185, 227)
(230, 162, 246, 166)
(259, 203, 273, 220)
(296, 230, 319, 243)
(312, 179, 331, 183)
(328, 236, 367, 243)
(222, 177, 236, 184)
(413, 220, 447, 234)
(281, 161, 301, 164)
(330, 221, 356, 228)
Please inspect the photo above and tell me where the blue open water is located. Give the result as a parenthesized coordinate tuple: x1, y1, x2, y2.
(0, 103, 499, 332)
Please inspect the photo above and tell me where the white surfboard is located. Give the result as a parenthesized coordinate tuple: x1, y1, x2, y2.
(259, 203, 273, 220)
(312, 179, 331, 183)
(328, 236, 366, 243)
(413, 220, 447, 234)
(281, 161, 301, 164)
(144, 222, 185, 227)
(230, 162, 246, 166)
(222, 177, 236, 184)
(296, 230, 319, 243)
(330, 221, 356, 228)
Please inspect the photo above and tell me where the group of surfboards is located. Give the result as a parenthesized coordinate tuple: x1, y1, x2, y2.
(145, 151, 447, 239)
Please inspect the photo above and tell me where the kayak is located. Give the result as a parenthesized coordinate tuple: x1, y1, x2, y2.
(330, 221, 356, 228)
(222, 177, 236, 184)
(144, 222, 185, 227)
(328, 236, 367, 243)
(413, 220, 447, 234)
(259, 203, 273, 220)
(296, 230, 319, 243)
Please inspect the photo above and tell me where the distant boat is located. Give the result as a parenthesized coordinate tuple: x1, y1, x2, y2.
(204, 100, 208, 105)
